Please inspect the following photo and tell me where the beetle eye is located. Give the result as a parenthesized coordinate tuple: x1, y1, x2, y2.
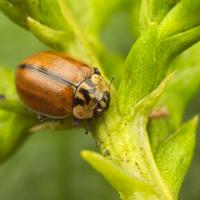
(101, 92, 110, 109)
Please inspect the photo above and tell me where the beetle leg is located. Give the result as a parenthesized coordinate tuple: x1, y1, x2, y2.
(73, 117, 80, 127)
(85, 119, 93, 135)
(37, 114, 46, 122)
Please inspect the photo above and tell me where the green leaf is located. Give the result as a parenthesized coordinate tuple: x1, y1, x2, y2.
(67, 0, 123, 36)
(0, 67, 16, 98)
(119, 24, 160, 114)
(120, 0, 200, 114)
(149, 43, 200, 153)
(0, 98, 32, 116)
(155, 117, 198, 198)
(148, 43, 200, 194)
(0, 1, 27, 28)
(0, 0, 70, 31)
(27, 17, 72, 52)
(163, 67, 200, 128)
(139, 0, 178, 32)
(149, 66, 200, 153)
(150, 0, 178, 23)
(158, 25, 200, 63)
(132, 73, 173, 117)
(81, 150, 159, 200)
(0, 110, 37, 162)
(0, 66, 38, 161)
(58, 0, 99, 65)
(159, 0, 200, 38)
(0, 0, 99, 66)
(130, 0, 141, 38)
(140, 0, 200, 39)
(65, 0, 131, 77)
(139, 0, 151, 33)
(0, 67, 30, 115)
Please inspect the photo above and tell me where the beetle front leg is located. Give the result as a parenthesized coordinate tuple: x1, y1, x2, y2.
(37, 114, 47, 122)
(72, 117, 80, 127)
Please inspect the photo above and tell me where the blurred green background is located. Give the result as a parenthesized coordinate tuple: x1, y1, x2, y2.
(0, 8, 200, 200)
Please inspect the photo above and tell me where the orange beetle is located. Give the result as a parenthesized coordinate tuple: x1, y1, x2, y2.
(15, 51, 110, 121)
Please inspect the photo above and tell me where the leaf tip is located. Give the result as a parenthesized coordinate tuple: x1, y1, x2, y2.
(81, 150, 100, 166)
(81, 150, 92, 160)
(27, 16, 34, 24)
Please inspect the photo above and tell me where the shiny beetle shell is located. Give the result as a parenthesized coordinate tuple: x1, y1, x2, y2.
(15, 51, 110, 120)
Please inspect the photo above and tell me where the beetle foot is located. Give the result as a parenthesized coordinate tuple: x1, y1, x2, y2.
(73, 117, 80, 127)
(37, 114, 46, 122)
(84, 119, 93, 135)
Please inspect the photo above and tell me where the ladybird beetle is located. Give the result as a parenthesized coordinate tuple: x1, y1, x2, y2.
(15, 51, 110, 121)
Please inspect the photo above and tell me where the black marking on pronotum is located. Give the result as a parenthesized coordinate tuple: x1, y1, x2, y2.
(74, 97, 85, 106)
(19, 64, 76, 87)
(0, 94, 5, 100)
(79, 88, 91, 105)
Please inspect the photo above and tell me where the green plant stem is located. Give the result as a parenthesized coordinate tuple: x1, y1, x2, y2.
(94, 100, 173, 200)
(58, 0, 100, 68)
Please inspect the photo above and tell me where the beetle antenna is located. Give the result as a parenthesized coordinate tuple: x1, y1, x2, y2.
(109, 76, 114, 92)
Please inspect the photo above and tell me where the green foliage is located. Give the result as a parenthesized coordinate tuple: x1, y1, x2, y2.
(82, 151, 159, 199)
(0, 68, 37, 161)
(119, 0, 200, 113)
(0, 0, 200, 200)
(149, 43, 200, 153)
(156, 117, 198, 198)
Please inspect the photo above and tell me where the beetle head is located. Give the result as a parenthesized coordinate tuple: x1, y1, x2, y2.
(73, 71, 110, 120)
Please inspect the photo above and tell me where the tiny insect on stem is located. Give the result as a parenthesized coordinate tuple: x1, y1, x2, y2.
(149, 107, 170, 119)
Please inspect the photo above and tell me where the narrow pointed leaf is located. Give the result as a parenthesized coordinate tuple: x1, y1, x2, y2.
(158, 25, 200, 63)
(155, 117, 198, 198)
(159, 0, 200, 38)
(81, 150, 159, 199)
(149, 44, 200, 153)
(150, 0, 178, 23)
(27, 17, 72, 51)
(132, 73, 173, 116)
(0, 0, 27, 28)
